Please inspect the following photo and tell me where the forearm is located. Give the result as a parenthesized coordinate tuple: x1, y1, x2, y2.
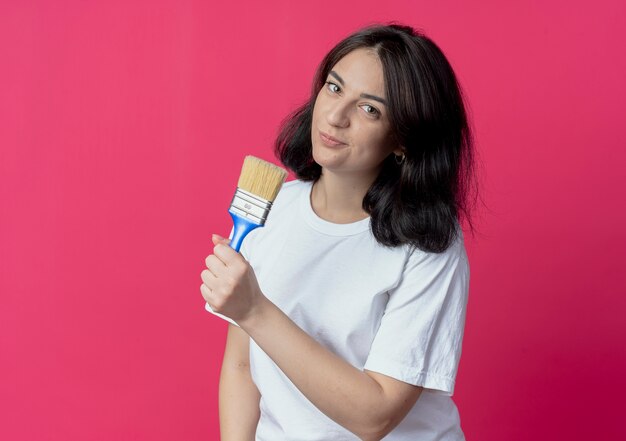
(239, 297, 388, 440)
(219, 363, 261, 441)
(218, 324, 261, 441)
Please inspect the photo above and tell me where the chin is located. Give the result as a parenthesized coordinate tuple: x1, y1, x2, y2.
(311, 144, 340, 168)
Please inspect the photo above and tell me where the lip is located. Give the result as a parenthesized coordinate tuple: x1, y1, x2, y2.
(319, 130, 347, 147)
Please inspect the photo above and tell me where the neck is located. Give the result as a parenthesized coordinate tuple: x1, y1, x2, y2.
(310, 170, 377, 224)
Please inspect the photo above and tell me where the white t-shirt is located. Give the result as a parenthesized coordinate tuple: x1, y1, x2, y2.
(207, 179, 470, 440)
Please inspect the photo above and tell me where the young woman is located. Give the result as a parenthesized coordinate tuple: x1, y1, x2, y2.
(201, 22, 478, 441)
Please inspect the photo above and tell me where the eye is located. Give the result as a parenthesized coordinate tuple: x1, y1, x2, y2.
(362, 104, 380, 117)
(325, 81, 340, 93)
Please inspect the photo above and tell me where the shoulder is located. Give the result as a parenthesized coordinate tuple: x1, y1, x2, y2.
(268, 179, 309, 213)
(404, 228, 469, 276)
(241, 179, 307, 255)
(275, 178, 307, 198)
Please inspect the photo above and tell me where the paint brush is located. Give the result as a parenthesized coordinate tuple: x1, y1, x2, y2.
(227, 155, 288, 252)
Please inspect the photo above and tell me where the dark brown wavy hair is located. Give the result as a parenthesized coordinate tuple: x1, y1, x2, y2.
(274, 22, 479, 253)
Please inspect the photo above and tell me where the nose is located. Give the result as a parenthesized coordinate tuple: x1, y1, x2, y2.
(325, 100, 350, 128)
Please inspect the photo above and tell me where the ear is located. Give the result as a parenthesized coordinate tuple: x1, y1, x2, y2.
(392, 145, 405, 156)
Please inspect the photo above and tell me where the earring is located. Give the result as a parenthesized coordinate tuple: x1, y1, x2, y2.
(394, 152, 406, 165)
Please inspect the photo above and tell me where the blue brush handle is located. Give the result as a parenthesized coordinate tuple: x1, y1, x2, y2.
(228, 209, 262, 252)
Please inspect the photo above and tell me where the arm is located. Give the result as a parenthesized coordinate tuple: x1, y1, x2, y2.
(219, 323, 261, 441)
(238, 296, 422, 441)
(203, 237, 423, 440)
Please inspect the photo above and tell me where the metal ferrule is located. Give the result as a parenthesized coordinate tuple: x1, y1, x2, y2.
(228, 187, 273, 225)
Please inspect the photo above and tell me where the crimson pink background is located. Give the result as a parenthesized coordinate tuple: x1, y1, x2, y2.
(1, 1, 625, 440)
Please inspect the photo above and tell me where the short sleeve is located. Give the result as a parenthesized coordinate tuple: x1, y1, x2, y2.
(363, 236, 470, 396)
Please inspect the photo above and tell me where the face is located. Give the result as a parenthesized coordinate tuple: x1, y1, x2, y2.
(311, 47, 402, 178)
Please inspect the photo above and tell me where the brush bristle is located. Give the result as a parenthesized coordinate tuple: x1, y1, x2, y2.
(237, 156, 288, 202)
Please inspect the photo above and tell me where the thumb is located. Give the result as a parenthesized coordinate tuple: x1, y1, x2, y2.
(212, 233, 231, 246)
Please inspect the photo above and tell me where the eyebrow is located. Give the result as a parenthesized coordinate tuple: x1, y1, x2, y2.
(328, 71, 388, 106)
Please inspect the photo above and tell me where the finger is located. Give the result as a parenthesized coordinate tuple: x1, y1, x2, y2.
(213, 242, 241, 266)
(200, 268, 217, 289)
(204, 254, 221, 275)
(205, 254, 227, 278)
(200, 283, 212, 303)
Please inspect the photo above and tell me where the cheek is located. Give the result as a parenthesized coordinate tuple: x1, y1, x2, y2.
(313, 94, 323, 121)
(360, 129, 395, 158)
